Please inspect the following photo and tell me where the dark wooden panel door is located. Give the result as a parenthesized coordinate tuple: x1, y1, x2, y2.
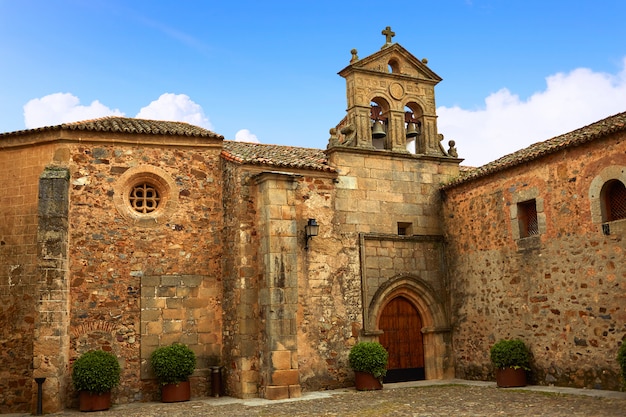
(379, 296, 425, 382)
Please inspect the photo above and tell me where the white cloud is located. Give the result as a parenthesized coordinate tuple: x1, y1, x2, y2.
(135, 93, 213, 130)
(437, 58, 626, 167)
(23, 92, 214, 132)
(23, 93, 124, 129)
(234, 129, 260, 143)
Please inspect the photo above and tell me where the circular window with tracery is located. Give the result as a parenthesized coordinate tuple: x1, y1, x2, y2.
(129, 182, 161, 213)
(113, 165, 178, 227)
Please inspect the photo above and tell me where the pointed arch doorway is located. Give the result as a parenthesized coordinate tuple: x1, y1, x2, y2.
(378, 296, 425, 383)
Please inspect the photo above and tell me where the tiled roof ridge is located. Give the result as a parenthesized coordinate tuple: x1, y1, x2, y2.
(222, 140, 335, 173)
(0, 116, 223, 139)
(443, 111, 626, 189)
(223, 140, 325, 153)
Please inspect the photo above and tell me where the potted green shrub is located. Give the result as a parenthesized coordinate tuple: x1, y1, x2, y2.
(490, 339, 531, 387)
(72, 350, 121, 411)
(348, 341, 389, 390)
(618, 341, 626, 390)
(150, 342, 196, 402)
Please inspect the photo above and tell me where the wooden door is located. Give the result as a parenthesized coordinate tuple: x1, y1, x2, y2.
(379, 296, 425, 382)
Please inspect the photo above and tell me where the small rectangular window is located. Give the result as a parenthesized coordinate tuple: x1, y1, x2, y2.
(518, 199, 538, 238)
(397, 222, 412, 236)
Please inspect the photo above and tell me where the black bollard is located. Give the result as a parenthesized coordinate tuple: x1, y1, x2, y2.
(34, 377, 46, 415)
(210, 366, 222, 397)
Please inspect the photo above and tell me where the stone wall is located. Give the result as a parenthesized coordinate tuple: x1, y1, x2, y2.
(360, 234, 446, 332)
(442, 130, 626, 390)
(0, 142, 61, 413)
(220, 163, 358, 396)
(293, 172, 360, 391)
(325, 147, 458, 380)
(328, 148, 458, 236)
(221, 163, 262, 398)
(65, 140, 223, 405)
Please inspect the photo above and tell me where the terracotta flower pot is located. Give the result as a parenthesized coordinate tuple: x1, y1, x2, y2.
(161, 380, 191, 402)
(495, 367, 527, 387)
(79, 391, 112, 412)
(354, 371, 383, 391)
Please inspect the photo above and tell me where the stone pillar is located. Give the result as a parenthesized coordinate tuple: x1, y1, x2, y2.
(353, 106, 374, 149)
(422, 327, 454, 380)
(32, 166, 70, 413)
(255, 172, 301, 400)
(422, 115, 440, 155)
(389, 109, 408, 153)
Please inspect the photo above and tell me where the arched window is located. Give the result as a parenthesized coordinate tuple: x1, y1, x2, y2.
(370, 99, 389, 150)
(404, 103, 423, 154)
(602, 179, 626, 222)
(388, 58, 400, 74)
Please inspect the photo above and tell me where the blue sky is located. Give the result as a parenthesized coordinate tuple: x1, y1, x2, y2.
(1, 0, 625, 166)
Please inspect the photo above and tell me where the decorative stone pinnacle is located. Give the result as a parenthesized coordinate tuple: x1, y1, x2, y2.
(381, 26, 395, 48)
(350, 48, 359, 63)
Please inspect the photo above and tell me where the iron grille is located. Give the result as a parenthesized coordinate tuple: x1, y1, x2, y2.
(518, 200, 539, 237)
(607, 181, 626, 221)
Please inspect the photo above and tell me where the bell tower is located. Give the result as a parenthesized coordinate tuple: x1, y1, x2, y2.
(324, 29, 458, 383)
(329, 27, 455, 158)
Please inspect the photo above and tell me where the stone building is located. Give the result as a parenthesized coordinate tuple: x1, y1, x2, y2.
(442, 113, 626, 389)
(0, 29, 624, 413)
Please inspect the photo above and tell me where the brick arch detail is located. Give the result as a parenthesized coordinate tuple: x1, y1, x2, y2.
(367, 275, 453, 380)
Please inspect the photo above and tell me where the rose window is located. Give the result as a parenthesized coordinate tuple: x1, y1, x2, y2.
(129, 183, 161, 213)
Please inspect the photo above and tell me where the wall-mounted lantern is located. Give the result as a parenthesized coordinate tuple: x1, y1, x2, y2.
(304, 218, 319, 250)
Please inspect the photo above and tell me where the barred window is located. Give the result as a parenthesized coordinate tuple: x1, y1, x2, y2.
(129, 183, 161, 213)
(518, 199, 539, 238)
(603, 180, 626, 222)
(397, 222, 412, 236)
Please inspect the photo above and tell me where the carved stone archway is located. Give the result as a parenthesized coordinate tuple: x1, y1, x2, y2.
(367, 275, 453, 380)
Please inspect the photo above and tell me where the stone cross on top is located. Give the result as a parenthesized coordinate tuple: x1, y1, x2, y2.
(382, 26, 395, 48)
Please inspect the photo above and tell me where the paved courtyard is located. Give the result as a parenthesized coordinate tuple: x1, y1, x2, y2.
(15, 380, 626, 417)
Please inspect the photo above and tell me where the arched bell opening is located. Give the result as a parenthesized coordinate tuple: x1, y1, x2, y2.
(370, 98, 390, 150)
(404, 103, 423, 154)
(387, 58, 401, 74)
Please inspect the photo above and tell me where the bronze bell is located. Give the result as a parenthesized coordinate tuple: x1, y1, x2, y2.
(372, 121, 386, 139)
(406, 122, 419, 138)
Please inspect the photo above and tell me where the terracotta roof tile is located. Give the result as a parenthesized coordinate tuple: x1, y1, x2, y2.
(443, 111, 626, 189)
(222, 141, 335, 172)
(0, 116, 223, 139)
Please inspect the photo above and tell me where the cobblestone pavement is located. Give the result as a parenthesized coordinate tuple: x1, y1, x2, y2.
(24, 380, 626, 417)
